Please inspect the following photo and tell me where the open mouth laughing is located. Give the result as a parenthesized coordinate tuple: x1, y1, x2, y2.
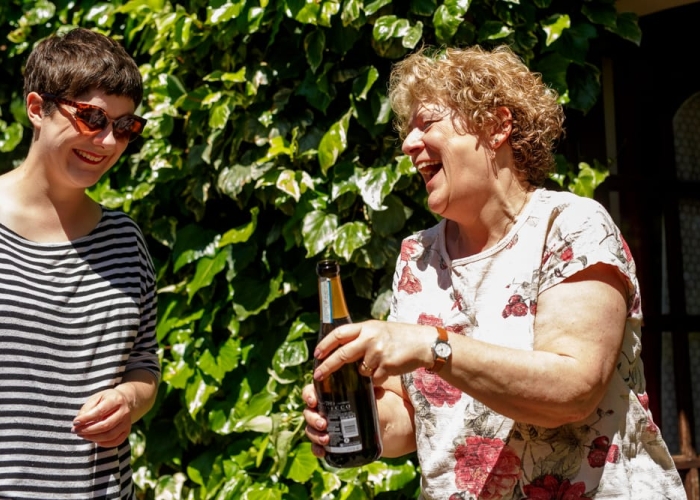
(416, 160, 443, 180)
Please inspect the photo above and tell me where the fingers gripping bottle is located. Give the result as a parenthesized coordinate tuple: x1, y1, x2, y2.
(314, 259, 383, 468)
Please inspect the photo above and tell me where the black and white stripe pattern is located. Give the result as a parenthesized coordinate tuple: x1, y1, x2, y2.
(0, 210, 160, 499)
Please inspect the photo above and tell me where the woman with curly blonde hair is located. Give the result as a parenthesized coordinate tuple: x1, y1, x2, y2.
(304, 45, 683, 499)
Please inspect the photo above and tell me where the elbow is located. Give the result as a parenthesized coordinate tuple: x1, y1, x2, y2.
(537, 382, 608, 428)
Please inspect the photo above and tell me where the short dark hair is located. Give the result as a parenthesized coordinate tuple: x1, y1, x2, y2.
(23, 28, 143, 108)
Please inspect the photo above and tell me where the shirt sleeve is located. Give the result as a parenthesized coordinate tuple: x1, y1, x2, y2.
(125, 224, 161, 382)
(538, 196, 638, 311)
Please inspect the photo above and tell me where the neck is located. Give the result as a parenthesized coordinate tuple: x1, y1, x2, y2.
(0, 163, 100, 242)
(446, 186, 534, 258)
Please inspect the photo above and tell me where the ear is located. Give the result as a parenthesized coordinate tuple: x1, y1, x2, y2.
(490, 106, 513, 149)
(26, 92, 45, 128)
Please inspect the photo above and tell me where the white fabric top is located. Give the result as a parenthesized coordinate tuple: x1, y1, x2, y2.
(390, 188, 685, 499)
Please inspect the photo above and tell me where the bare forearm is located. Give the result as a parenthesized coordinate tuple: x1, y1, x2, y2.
(376, 377, 416, 458)
(115, 369, 159, 423)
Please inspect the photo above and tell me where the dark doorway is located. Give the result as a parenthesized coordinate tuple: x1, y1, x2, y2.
(611, 2, 700, 497)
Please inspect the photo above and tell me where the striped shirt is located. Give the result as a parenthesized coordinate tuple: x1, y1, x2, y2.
(0, 210, 160, 499)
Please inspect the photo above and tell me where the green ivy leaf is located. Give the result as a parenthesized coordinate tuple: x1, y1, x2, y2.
(242, 484, 283, 500)
(366, 459, 418, 492)
(477, 20, 513, 42)
(207, 1, 245, 24)
(185, 372, 219, 418)
(372, 15, 407, 42)
(318, 110, 351, 174)
(352, 66, 379, 101)
(209, 98, 233, 129)
(276, 169, 303, 201)
(305, 29, 325, 73)
(365, 0, 392, 16)
(0, 121, 23, 153)
(582, 2, 617, 29)
(433, 0, 470, 44)
(172, 225, 219, 273)
(609, 12, 641, 46)
(551, 22, 597, 63)
(272, 340, 309, 373)
(567, 62, 600, 113)
(219, 208, 259, 247)
(333, 221, 372, 261)
(23, 0, 56, 25)
(354, 166, 400, 211)
(302, 210, 339, 257)
(568, 161, 610, 198)
(369, 194, 406, 236)
(341, 0, 363, 26)
(541, 14, 570, 46)
(162, 356, 195, 389)
(186, 247, 229, 300)
(411, 0, 439, 16)
(283, 443, 319, 483)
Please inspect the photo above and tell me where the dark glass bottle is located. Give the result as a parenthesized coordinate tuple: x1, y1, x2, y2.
(314, 259, 383, 468)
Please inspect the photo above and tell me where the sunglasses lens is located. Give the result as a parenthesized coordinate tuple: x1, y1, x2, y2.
(113, 116, 144, 141)
(74, 107, 109, 133)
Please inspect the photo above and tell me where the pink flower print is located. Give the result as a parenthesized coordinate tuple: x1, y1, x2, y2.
(414, 369, 462, 407)
(588, 435, 616, 468)
(620, 236, 633, 262)
(529, 301, 537, 315)
(448, 323, 470, 336)
(506, 234, 519, 249)
(511, 302, 528, 316)
(417, 313, 443, 327)
(454, 436, 521, 499)
(587, 448, 606, 468)
(502, 305, 512, 318)
(502, 294, 529, 318)
(400, 239, 422, 261)
(452, 290, 465, 311)
(592, 436, 609, 449)
(523, 475, 591, 499)
(636, 393, 659, 434)
(561, 246, 574, 262)
(637, 393, 649, 411)
(509, 294, 523, 304)
(397, 265, 422, 294)
(606, 444, 620, 464)
(542, 250, 553, 265)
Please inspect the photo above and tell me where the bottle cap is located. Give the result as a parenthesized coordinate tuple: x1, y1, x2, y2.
(316, 259, 339, 277)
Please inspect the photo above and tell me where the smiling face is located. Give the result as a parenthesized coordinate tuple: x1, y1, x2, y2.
(401, 102, 496, 223)
(29, 89, 136, 191)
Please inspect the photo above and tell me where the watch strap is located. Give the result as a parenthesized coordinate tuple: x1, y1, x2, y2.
(428, 326, 449, 373)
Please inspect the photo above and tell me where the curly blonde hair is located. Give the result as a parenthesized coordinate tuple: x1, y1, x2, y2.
(388, 45, 565, 185)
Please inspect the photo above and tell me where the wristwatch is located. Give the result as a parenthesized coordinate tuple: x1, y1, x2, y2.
(428, 326, 451, 373)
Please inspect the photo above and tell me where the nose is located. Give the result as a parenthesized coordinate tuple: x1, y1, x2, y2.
(402, 127, 424, 155)
(92, 123, 120, 146)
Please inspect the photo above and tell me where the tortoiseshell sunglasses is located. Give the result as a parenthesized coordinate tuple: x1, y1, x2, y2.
(41, 93, 147, 143)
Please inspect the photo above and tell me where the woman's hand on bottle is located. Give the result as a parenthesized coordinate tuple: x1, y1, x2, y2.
(302, 384, 329, 458)
(313, 320, 435, 385)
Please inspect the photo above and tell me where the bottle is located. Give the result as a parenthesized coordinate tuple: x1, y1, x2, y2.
(313, 259, 383, 468)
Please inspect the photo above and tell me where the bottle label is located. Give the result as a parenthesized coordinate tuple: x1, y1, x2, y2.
(319, 401, 363, 453)
(320, 277, 332, 324)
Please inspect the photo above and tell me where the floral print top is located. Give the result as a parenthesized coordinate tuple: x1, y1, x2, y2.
(389, 189, 685, 500)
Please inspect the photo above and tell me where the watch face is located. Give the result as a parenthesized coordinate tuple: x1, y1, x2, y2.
(434, 341, 451, 358)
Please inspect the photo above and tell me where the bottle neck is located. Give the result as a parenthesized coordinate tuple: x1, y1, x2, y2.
(318, 275, 350, 322)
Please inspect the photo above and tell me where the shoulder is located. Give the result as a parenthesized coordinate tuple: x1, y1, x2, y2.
(99, 209, 147, 236)
(535, 190, 618, 236)
(537, 189, 608, 216)
(398, 220, 444, 262)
